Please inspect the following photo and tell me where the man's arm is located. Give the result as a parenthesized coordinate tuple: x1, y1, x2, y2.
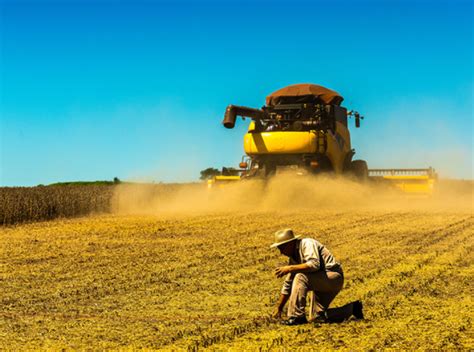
(273, 293, 290, 318)
(276, 239, 323, 277)
(275, 263, 314, 278)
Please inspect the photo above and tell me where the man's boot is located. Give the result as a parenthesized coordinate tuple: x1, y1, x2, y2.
(282, 316, 308, 326)
(312, 313, 329, 324)
(321, 300, 364, 323)
(353, 300, 364, 320)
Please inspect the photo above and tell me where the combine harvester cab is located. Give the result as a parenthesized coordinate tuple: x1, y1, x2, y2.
(368, 168, 437, 195)
(214, 84, 362, 181)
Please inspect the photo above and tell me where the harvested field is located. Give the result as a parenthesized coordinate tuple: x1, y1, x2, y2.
(2, 196, 473, 350)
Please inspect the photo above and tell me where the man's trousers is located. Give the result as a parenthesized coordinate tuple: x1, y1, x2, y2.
(287, 270, 353, 321)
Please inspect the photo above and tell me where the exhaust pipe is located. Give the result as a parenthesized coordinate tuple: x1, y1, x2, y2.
(222, 105, 265, 129)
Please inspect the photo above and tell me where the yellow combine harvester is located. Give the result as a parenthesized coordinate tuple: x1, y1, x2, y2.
(209, 84, 437, 194)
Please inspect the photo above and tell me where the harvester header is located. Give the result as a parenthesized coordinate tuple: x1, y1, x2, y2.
(369, 168, 437, 194)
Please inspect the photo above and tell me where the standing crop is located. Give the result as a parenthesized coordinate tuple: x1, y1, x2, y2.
(0, 185, 114, 225)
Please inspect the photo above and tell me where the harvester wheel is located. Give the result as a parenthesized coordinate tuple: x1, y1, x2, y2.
(350, 160, 369, 180)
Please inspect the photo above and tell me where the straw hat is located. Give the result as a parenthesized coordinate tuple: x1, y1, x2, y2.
(270, 228, 301, 249)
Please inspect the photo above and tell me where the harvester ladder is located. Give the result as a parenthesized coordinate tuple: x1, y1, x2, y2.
(316, 131, 326, 153)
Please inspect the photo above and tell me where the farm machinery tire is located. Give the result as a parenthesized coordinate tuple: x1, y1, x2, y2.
(350, 160, 369, 180)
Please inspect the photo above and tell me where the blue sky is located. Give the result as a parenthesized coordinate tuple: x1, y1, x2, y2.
(1, 0, 472, 186)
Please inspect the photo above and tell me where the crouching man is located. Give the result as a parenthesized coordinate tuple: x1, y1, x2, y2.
(271, 228, 363, 325)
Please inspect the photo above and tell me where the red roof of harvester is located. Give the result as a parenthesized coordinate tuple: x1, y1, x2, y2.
(266, 83, 343, 106)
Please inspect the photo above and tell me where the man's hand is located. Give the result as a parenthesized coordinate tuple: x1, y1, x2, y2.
(275, 265, 292, 278)
(272, 307, 282, 319)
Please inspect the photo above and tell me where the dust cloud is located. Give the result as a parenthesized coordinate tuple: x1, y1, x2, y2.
(111, 175, 473, 215)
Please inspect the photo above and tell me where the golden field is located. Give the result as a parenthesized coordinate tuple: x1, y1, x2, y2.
(1, 177, 473, 350)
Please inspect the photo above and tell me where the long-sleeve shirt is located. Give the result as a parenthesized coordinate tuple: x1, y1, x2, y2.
(281, 238, 342, 295)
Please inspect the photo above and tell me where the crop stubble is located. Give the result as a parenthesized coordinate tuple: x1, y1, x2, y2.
(1, 206, 473, 350)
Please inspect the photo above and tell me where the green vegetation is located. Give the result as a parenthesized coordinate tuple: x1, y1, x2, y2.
(199, 167, 221, 180)
(48, 177, 121, 186)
